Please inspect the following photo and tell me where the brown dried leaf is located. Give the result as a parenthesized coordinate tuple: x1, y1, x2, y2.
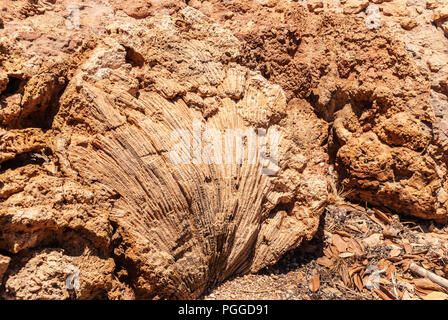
(353, 273, 363, 291)
(334, 230, 351, 238)
(374, 289, 392, 300)
(348, 238, 365, 257)
(402, 254, 425, 261)
(379, 285, 396, 300)
(422, 262, 435, 270)
(414, 287, 434, 295)
(373, 208, 392, 224)
(323, 247, 333, 259)
(347, 224, 361, 233)
(378, 259, 391, 270)
(386, 265, 396, 280)
(401, 259, 412, 272)
(339, 252, 354, 258)
(403, 239, 412, 254)
(317, 256, 334, 268)
(383, 226, 400, 238)
(308, 274, 320, 293)
(402, 290, 412, 300)
(396, 274, 413, 283)
(340, 265, 352, 287)
(390, 248, 401, 258)
(332, 234, 348, 253)
(367, 212, 387, 229)
(422, 291, 448, 300)
(349, 265, 364, 277)
(435, 269, 445, 277)
(362, 233, 382, 247)
(330, 245, 340, 257)
(384, 239, 401, 247)
(414, 278, 443, 292)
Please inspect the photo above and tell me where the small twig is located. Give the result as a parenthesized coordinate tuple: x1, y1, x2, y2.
(409, 263, 448, 291)
(365, 209, 386, 229)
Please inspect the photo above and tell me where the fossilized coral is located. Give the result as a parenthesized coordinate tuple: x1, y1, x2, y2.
(1, 0, 448, 300)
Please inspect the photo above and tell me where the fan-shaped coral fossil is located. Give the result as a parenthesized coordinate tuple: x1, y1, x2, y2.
(2, 0, 448, 299)
(0, 8, 328, 299)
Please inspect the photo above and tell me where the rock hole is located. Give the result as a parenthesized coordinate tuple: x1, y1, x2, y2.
(3, 76, 22, 95)
(124, 46, 145, 68)
(0, 150, 48, 173)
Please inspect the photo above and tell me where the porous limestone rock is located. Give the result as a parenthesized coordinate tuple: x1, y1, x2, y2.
(208, 0, 448, 222)
(1, 0, 448, 300)
(0, 4, 327, 299)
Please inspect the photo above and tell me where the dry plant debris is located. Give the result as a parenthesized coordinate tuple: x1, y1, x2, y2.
(203, 203, 448, 300)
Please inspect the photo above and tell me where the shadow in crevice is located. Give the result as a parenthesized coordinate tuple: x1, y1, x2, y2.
(3, 76, 23, 95)
(0, 150, 48, 173)
(257, 210, 327, 277)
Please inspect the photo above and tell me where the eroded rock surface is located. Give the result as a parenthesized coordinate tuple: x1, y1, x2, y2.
(199, 0, 448, 222)
(0, 0, 447, 300)
(0, 3, 328, 299)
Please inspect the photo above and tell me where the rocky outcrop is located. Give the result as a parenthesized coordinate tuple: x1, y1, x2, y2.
(0, 0, 447, 300)
(197, 0, 448, 222)
(0, 4, 328, 299)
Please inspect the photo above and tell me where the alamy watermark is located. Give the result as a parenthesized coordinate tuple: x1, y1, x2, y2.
(66, 5, 80, 30)
(365, 4, 381, 30)
(65, 265, 80, 291)
(169, 121, 281, 176)
(365, 265, 383, 290)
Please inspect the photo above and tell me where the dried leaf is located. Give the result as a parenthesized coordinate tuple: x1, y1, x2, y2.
(386, 265, 396, 280)
(422, 262, 434, 269)
(379, 285, 396, 300)
(332, 234, 348, 253)
(402, 259, 411, 272)
(390, 248, 401, 257)
(349, 265, 364, 277)
(373, 208, 392, 224)
(388, 256, 402, 262)
(402, 254, 425, 261)
(362, 233, 382, 247)
(347, 224, 361, 233)
(308, 274, 320, 293)
(353, 273, 364, 291)
(323, 247, 333, 259)
(435, 269, 445, 277)
(422, 291, 448, 300)
(379, 277, 392, 285)
(403, 239, 412, 254)
(414, 286, 434, 295)
(395, 274, 413, 283)
(384, 239, 401, 248)
(383, 226, 400, 238)
(334, 230, 351, 238)
(367, 212, 386, 229)
(402, 290, 412, 300)
(414, 278, 443, 292)
(339, 252, 354, 258)
(340, 265, 352, 287)
(348, 238, 365, 257)
(317, 256, 334, 268)
(330, 245, 340, 257)
(374, 289, 392, 300)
